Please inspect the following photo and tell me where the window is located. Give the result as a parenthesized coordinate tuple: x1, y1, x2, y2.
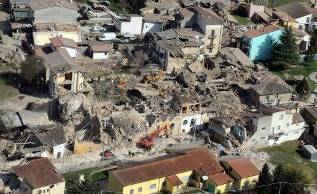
(130, 189, 134, 194)
(262, 127, 266, 131)
(183, 120, 188, 126)
(277, 125, 281, 130)
(150, 184, 156, 190)
(182, 129, 186, 133)
(190, 118, 196, 126)
(261, 136, 266, 139)
(37, 191, 42, 194)
(299, 25, 304, 30)
(287, 123, 290, 127)
(279, 115, 283, 120)
(170, 123, 175, 129)
(138, 187, 142, 192)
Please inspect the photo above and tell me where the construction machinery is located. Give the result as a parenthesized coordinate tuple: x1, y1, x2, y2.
(138, 125, 170, 149)
(141, 71, 165, 84)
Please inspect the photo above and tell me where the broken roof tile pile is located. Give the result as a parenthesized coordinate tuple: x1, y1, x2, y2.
(12, 158, 64, 189)
(34, 23, 79, 32)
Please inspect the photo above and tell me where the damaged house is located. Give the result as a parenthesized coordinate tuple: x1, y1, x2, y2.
(31, 0, 80, 45)
(247, 72, 293, 106)
(178, 5, 225, 56)
(25, 125, 66, 159)
(148, 28, 204, 73)
(42, 48, 84, 97)
(239, 106, 305, 148)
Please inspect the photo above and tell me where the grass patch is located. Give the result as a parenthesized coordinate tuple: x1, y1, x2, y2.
(232, 15, 253, 25)
(260, 140, 317, 180)
(64, 167, 107, 182)
(0, 78, 17, 100)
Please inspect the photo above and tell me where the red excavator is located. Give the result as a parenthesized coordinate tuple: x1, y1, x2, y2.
(138, 125, 169, 149)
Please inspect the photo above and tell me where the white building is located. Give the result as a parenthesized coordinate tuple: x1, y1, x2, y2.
(49, 37, 78, 58)
(89, 43, 112, 60)
(142, 14, 164, 34)
(276, 1, 312, 31)
(242, 107, 305, 148)
(115, 14, 143, 35)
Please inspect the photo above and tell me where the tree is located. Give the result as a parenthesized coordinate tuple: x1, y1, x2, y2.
(306, 29, 317, 61)
(270, 27, 299, 70)
(257, 163, 272, 194)
(283, 165, 312, 194)
(66, 179, 99, 194)
(20, 55, 45, 84)
(273, 164, 286, 183)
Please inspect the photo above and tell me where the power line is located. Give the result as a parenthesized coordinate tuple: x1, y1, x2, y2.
(222, 181, 315, 194)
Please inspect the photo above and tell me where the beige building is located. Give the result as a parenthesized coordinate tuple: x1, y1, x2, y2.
(179, 6, 225, 56)
(30, 0, 80, 46)
(12, 158, 65, 194)
(43, 48, 85, 97)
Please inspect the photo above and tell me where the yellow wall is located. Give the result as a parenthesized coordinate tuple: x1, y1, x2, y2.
(33, 31, 81, 46)
(74, 140, 101, 154)
(283, 21, 298, 29)
(108, 170, 193, 194)
(239, 175, 259, 189)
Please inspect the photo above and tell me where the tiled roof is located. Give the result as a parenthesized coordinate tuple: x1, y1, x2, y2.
(304, 106, 317, 120)
(191, 6, 224, 25)
(166, 175, 183, 186)
(50, 37, 77, 49)
(208, 172, 234, 186)
(111, 147, 223, 186)
(292, 113, 304, 124)
(273, 11, 297, 23)
(276, 1, 311, 19)
(251, 76, 293, 95)
(12, 158, 64, 189)
(222, 157, 259, 179)
(244, 25, 282, 39)
(90, 43, 112, 52)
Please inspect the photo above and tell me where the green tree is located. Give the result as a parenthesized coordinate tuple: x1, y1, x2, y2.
(20, 55, 45, 84)
(273, 164, 286, 183)
(271, 27, 299, 70)
(67, 179, 99, 194)
(257, 163, 272, 194)
(283, 165, 312, 194)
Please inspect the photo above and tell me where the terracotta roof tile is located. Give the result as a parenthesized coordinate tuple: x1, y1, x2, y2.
(244, 25, 282, 39)
(208, 172, 234, 186)
(223, 158, 259, 179)
(12, 158, 64, 189)
(111, 147, 223, 186)
(50, 37, 77, 49)
(166, 175, 183, 186)
(90, 43, 112, 52)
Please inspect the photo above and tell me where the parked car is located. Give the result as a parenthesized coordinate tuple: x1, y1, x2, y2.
(98, 32, 117, 41)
